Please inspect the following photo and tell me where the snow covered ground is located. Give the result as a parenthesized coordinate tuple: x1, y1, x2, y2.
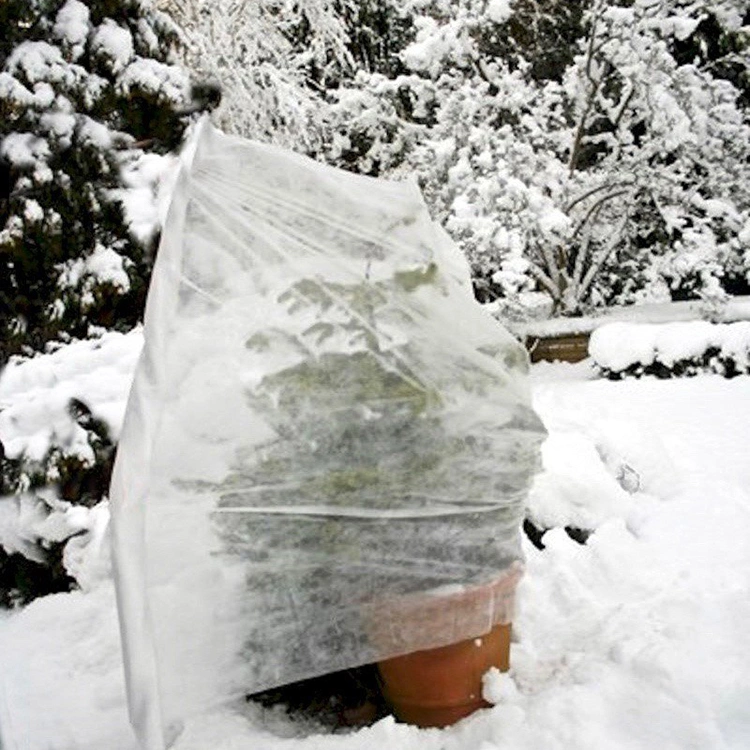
(2, 351, 750, 750)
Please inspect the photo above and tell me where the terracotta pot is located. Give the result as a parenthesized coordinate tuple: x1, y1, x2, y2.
(377, 621, 511, 727)
(371, 569, 521, 728)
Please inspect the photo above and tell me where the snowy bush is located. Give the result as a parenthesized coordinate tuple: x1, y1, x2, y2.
(0, 426, 111, 607)
(0, 491, 92, 607)
(590, 321, 750, 379)
(0, 330, 142, 605)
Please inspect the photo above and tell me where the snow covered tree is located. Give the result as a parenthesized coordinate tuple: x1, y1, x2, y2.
(318, 0, 750, 316)
(158, 0, 425, 165)
(0, 0, 197, 362)
(156, 0, 352, 149)
(552, 0, 750, 311)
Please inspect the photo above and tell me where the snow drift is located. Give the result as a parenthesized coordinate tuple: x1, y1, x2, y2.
(109, 120, 544, 750)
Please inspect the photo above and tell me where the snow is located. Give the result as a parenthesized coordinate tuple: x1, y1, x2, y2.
(53, 0, 90, 59)
(0, 131, 50, 168)
(117, 151, 177, 243)
(0, 493, 91, 563)
(525, 431, 640, 530)
(136, 18, 160, 55)
(536, 206, 569, 234)
(487, 0, 515, 24)
(79, 117, 114, 149)
(2, 347, 750, 749)
(664, 15, 701, 42)
(0, 329, 143, 462)
(402, 18, 467, 77)
(92, 20, 135, 74)
(117, 58, 190, 103)
(85, 243, 131, 290)
(6, 41, 81, 86)
(32, 160, 54, 184)
(0, 72, 35, 107)
(23, 199, 44, 223)
(40, 111, 76, 146)
(589, 321, 750, 373)
(0, 215, 24, 248)
(58, 242, 132, 298)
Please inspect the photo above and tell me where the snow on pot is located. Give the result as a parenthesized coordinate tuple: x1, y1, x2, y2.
(109, 119, 545, 750)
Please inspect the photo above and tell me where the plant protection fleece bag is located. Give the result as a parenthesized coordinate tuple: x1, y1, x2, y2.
(110, 120, 545, 749)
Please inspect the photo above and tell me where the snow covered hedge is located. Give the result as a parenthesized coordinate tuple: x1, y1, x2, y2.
(590, 321, 750, 379)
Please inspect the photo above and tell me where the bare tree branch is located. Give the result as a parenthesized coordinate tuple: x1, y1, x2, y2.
(572, 188, 632, 237)
(528, 262, 558, 298)
(566, 180, 633, 212)
(579, 210, 630, 298)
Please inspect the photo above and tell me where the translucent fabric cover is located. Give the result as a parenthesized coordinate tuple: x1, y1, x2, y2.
(110, 121, 545, 750)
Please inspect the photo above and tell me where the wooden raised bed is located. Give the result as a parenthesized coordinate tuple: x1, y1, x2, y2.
(525, 332, 590, 363)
